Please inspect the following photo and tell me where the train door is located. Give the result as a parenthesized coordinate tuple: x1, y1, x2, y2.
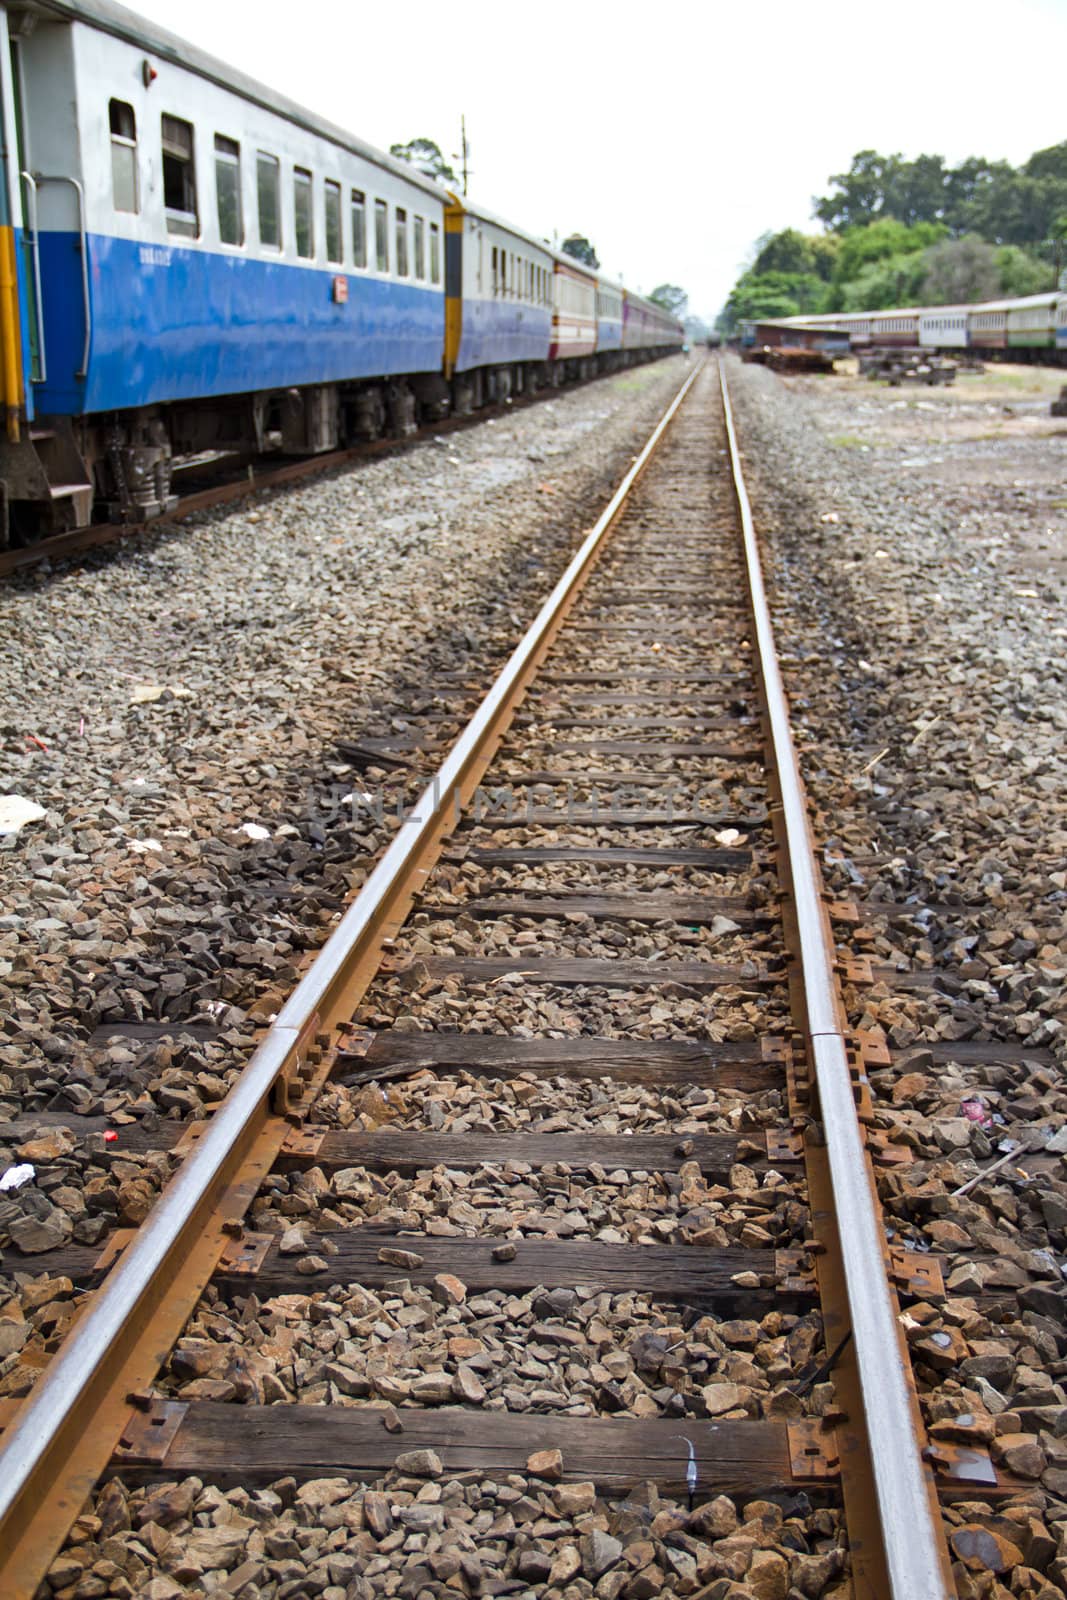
(9, 24, 90, 417)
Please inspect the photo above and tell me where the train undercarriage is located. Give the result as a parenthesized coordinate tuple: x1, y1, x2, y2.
(0, 346, 677, 547)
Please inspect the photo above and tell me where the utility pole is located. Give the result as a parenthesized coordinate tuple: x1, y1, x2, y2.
(459, 116, 469, 197)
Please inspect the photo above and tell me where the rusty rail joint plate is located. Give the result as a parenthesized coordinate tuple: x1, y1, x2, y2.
(279, 1125, 328, 1160)
(112, 1399, 188, 1466)
(218, 1232, 274, 1276)
(766, 1129, 804, 1162)
(787, 1419, 839, 1481)
(889, 1248, 946, 1302)
(776, 1248, 818, 1295)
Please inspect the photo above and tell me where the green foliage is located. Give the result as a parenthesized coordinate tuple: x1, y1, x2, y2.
(995, 245, 1055, 297)
(751, 228, 817, 276)
(561, 233, 599, 268)
(720, 138, 1067, 326)
(832, 218, 946, 284)
(814, 143, 1067, 257)
(389, 138, 457, 186)
(838, 252, 928, 310)
(718, 269, 828, 333)
(649, 284, 688, 317)
(919, 236, 1000, 305)
(809, 235, 839, 283)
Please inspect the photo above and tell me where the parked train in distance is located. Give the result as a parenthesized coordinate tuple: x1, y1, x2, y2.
(0, 0, 683, 545)
(774, 292, 1067, 357)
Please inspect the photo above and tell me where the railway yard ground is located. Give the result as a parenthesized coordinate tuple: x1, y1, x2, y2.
(0, 355, 1065, 1600)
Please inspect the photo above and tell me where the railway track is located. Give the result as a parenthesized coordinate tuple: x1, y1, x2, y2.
(0, 358, 1022, 1599)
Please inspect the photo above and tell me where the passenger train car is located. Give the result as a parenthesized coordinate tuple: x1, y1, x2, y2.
(783, 290, 1067, 361)
(0, 0, 682, 543)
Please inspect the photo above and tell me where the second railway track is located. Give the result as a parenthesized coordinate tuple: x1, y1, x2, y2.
(0, 358, 1026, 1599)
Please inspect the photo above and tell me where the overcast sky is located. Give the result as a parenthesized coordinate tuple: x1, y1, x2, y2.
(135, 0, 1067, 320)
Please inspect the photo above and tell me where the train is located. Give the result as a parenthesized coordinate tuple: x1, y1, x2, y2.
(776, 292, 1067, 358)
(0, 0, 684, 545)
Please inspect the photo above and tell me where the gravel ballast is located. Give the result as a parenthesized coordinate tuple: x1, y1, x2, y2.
(0, 359, 686, 1139)
(7, 355, 1066, 1597)
(731, 355, 1067, 1595)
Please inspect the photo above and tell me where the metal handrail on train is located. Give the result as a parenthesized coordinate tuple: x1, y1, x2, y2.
(18, 171, 45, 384)
(718, 360, 953, 1600)
(22, 172, 92, 380)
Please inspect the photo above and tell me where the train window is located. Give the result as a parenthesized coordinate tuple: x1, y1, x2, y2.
(257, 153, 281, 248)
(325, 180, 342, 263)
(351, 190, 367, 268)
(429, 221, 440, 284)
(214, 135, 242, 246)
(109, 99, 138, 213)
(414, 215, 425, 279)
(491, 245, 498, 295)
(294, 168, 313, 258)
(395, 208, 409, 276)
(375, 199, 388, 271)
(161, 114, 197, 237)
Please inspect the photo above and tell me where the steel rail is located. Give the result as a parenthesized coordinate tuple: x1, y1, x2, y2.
(718, 359, 953, 1600)
(0, 362, 702, 1598)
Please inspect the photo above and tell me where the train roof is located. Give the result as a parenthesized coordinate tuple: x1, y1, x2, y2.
(26, 0, 448, 203)
(28, 1, 680, 323)
(454, 196, 654, 307)
(449, 196, 560, 262)
(996, 291, 1060, 310)
(749, 318, 850, 331)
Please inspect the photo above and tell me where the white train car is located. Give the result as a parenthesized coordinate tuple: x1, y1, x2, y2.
(918, 307, 969, 349)
(968, 300, 1010, 351)
(865, 309, 920, 347)
(1006, 291, 1058, 350)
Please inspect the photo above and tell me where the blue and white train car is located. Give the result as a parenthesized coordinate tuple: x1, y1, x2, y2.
(2, 0, 450, 529)
(443, 197, 554, 407)
(595, 280, 624, 362)
(0, 0, 683, 542)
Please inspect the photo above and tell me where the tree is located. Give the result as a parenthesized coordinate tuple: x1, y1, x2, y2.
(809, 235, 840, 282)
(996, 245, 1055, 297)
(721, 137, 1067, 328)
(1024, 141, 1067, 184)
(751, 229, 816, 276)
(649, 284, 688, 318)
(814, 150, 900, 231)
(836, 251, 928, 311)
(389, 138, 457, 186)
(920, 236, 1000, 305)
(561, 234, 599, 268)
(883, 154, 950, 227)
(832, 218, 946, 286)
(718, 269, 828, 333)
